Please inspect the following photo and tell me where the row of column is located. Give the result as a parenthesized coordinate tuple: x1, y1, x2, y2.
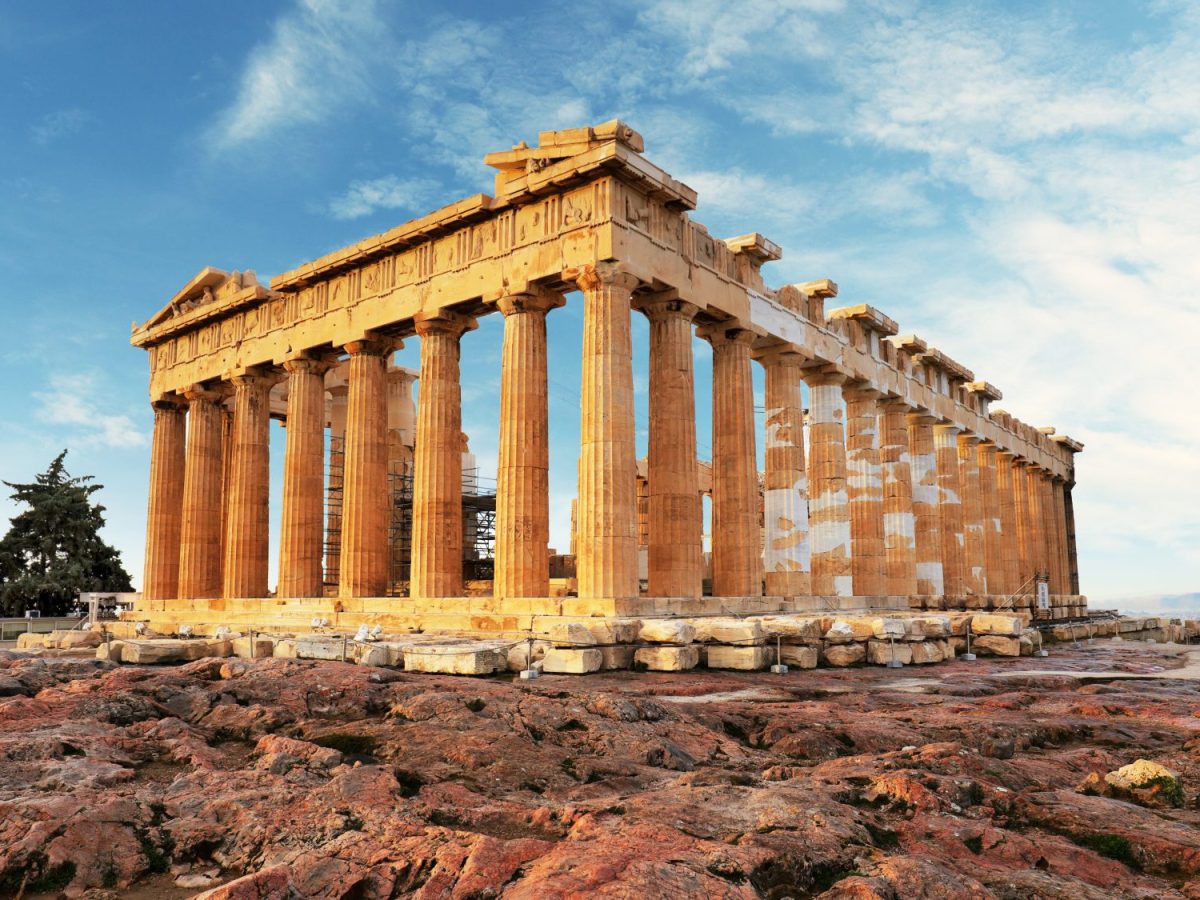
(144, 262, 1076, 604)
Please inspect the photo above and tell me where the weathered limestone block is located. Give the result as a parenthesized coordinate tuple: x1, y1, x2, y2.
(867, 640, 913, 665)
(938, 638, 957, 660)
(1119, 618, 1143, 633)
(403, 645, 503, 675)
(758, 616, 824, 641)
(913, 616, 951, 638)
(542, 647, 603, 674)
(600, 645, 635, 670)
(639, 620, 696, 644)
(506, 640, 553, 671)
(687, 617, 765, 645)
(909, 642, 944, 664)
(1018, 633, 1034, 656)
(15, 633, 46, 650)
(95, 640, 127, 662)
(583, 619, 641, 644)
(232, 636, 275, 659)
(971, 614, 1023, 636)
(780, 645, 818, 669)
(273, 637, 346, 661)
(973, 635, 1021, 657)
(635, 645, 699, 671)
(547, 622, 598, 648)
(122, 639, 231, 664)
(869, 618, 907, 639)
(355, 645, 393, 667)
(47, 630, 103, 650)
(824, 619, 874, 644)
(823, 643, 866, 667)
(706, 645, 770, 670)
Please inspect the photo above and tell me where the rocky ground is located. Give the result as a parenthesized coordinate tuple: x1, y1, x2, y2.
(2, 642, 1200, 899)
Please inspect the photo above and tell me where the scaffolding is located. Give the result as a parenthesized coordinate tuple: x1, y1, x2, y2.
(323, 448, 496, 595)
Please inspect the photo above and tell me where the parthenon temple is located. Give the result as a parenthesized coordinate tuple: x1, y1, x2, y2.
(128, 121, 1084, 639)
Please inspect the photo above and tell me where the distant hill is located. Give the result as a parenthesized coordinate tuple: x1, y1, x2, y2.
(1115, 592, 1200, 618)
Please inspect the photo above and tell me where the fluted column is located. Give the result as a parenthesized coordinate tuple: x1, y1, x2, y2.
(1012, 459, 1034, 588)
(993, 450, 1021, 596)
(143, 397, 187, 601)
(705, 325, 761, 597)
(907, 414, 944, 596)
(218, 406, 233, 584)
(844, 385, 885, 596)
(1052, 478, 1072, 595)
(278, 358, 329, 598)
(340, 339, 391, 599)
(957, 433, 987, 596)
(933, 424, 966, 598)
(222, 372, 272, 599)
(411, 311, 475, 599)
(1064, 481, 1080, 594)
(804, 369, 853, 597)
(640, 295, 702, 599)
(575, 263, 640, 601)
(178, 386, 224, 599)
(493, 290, 562, 600)
(756, 347, 810, 597)
(1039, 472, 1061, 594)
(879, 400, 917, 596)
(977, 443, 1004, 596)
(1024, 464, 1048, 582)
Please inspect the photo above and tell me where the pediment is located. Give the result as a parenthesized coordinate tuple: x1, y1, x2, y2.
(132, 267, 269, 346)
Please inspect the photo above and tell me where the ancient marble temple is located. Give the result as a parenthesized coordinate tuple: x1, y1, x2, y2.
(131, 122, 1083, 634)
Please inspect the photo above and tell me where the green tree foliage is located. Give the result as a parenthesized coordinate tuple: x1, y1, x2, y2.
(0, 451, 132, 616)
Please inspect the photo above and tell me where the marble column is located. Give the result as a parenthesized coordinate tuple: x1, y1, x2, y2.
(1053, 478, 1072, 595)
(411, 311, 475, 599)
(178, 386, 224, 600)
(933, 424, 966, 597)
(906, 414, 944, 596)
(957, 433, 987, 595)
(756, 347, 810, 597)
(994, 450, 1021, 596)
(844, 385, 885, 597)
(641, 295, 703, 599)
(1012, 459, 1034, 589)
(879, 400, 917, 597)
(575, 263, 640, 601)
(218, 406, 233, 586)
(493, 290, 562, 600)
(977, 443, 1004, 597)
(804, 369, 853, 597)
(278, 358, 328, 598)
(324, 384, 348, 587)
(340, 339, 391, 599)
(1039, 472, 1061, 594)
(1024, 464, 1048, 581)
(707, 325, 761, 597)
(222, 372, 272, 600)
(1064, 481, 1080, 594)
(143, 398, 186, 601)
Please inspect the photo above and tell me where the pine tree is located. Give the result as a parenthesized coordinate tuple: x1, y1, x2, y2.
(0, 451, 133, 616)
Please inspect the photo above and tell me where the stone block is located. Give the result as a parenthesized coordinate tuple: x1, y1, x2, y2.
(403, 645, 503, 675)
(599, 645, 635, 670)
(542, 647, 603, 674)
(15, 633, 46, 650)
(506, 640, 552, 671)
(55, 630, 103, 649)
(870, 618, 907, 639)
(938, 638, 957, 660)
(824, 619, 874, 644)
(95, 640, 126, 662)
(638, 620, 695, 645)
(635, 645, 699, 671)
(867, 640, 913, 665)
(584, 619, 641, 644)
(706, 645, 769, 670)
(687, 617, 765, 645)
(122, 639, 225, 664)
(914, 616, 951, 638)
(758, 616, 824, 641)
(547, 622, 598, 647)
(822, 643, 866, 667)
(780, 645, 818, 669)
(355, 645, 393, 667)
(971, 615, 1023, 636)
(1018, 633, 1034, 656)
(974, 635, 1020, 657)
(909, 642, 944, 664)
(232, 637, 274, 659)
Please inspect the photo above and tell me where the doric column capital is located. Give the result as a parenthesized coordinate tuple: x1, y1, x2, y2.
(283, 352, 339, 376)
(633, 291, 700, 323)
(229, 366, 281, 390)
(151, 394, 186, 412)
(878, 397, 913, 414)
(932, 422, 960, 435)
(957, 431, 983, 446)
(801, 365, 849, 388)
(183, 383, 226, 405)
(344, 336, 399, 357)
(843, 381, 883, 401)
(414, 309, 477, 339)
(751, 338, 805, 368)
(571, 261, 641, 294)
(698, 320, 756, 349)
(492, 288, 565, 317)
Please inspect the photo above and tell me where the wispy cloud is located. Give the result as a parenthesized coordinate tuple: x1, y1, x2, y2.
(34, 373, 148, 449)
(211, 0, 386, 151)
(328, 175, 441, 220)
(30, 107, 90, 145)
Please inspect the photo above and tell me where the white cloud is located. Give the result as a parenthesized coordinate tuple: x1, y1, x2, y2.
(34, 373, 148, 449)
(211, 0, 386, 151)
(30, 108, 90, 145)
(328, 175, 441, 220)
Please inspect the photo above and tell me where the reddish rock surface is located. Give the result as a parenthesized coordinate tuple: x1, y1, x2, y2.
(2, 644, 1200, 898)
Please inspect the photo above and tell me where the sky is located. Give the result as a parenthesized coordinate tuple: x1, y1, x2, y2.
(0, 0, 1197, 606)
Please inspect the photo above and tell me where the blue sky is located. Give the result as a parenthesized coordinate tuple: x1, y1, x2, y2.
(1, 0, 1197, 604)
